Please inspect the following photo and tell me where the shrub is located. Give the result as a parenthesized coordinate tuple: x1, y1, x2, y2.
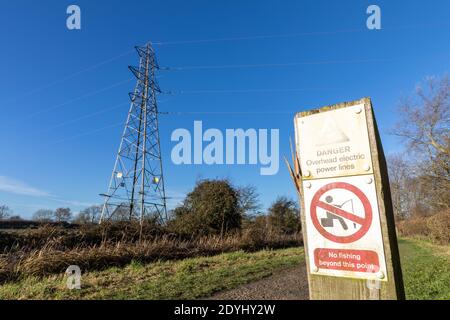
(426, 210, 450, 244)
(397, 217, 430, 239)
(168, 179, 241, 237)
(241, 216, 269, 247)
(397, 210, 450, 245)
(267, 197, 300, 235)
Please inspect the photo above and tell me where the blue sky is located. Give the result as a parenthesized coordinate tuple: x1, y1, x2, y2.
(0, 0, 449, 218)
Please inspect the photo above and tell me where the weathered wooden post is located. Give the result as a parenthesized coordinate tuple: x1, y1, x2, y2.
(287, 97, 405, 300)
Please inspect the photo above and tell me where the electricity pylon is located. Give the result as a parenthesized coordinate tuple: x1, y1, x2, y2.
(99, 43, 167, 225)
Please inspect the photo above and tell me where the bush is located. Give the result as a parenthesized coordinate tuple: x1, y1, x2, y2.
(397, 217, 430, 239)
(241, 216, 269, 246)
(168, 179, 241, 237)
(267, 197, 300, 235)
(397, 209, 450, 245)
(426, 210, 450, 244)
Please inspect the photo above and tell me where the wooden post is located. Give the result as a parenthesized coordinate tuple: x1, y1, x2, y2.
(291, 97, 405, 300)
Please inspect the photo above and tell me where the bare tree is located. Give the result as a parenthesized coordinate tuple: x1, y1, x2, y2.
(393, 75, 450, 212)
(0, 205, 12, 220)
(387, 154, 420, 219)
(54, 207, 72, 222)
(33, 209, 54, 222)
(394, 75, 449, 156)
(387, 154, 408, 220)
(110, 203, 134, 221)
(74, 205, 101, 224)
(236, 185, 261, 219)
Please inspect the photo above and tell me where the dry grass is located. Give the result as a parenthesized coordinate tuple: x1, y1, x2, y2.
(0, 247, 305, 300)
(0, 231, 302, 283)
(1, 239, 448, 300)
(0, 221, 166, 253)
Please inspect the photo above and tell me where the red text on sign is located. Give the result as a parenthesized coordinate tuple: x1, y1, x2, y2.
(314, 248, 380, 273)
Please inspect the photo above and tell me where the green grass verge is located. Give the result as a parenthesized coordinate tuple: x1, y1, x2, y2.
(398, 238, 450, 300)
(0, 238, 448, 300)
(0, 247, 304, 300)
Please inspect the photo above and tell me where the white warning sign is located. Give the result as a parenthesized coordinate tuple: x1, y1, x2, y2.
(295, 104, 373, 179)
(303, 175, 387, 280)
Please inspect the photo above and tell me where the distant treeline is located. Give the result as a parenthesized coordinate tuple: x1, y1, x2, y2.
(0, 219, 73, 230)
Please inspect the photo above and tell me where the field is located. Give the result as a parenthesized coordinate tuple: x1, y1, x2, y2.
(0, 247, 304, 299)
(399, 238, 450, 300)
(0, 238, 448, 300)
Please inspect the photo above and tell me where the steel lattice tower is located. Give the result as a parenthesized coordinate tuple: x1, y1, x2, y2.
(99, 43, 167, 225)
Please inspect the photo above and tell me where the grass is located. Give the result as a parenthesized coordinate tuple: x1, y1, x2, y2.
(0, 238, 448, 300)
(0, 232, 302, 279)
(398, 238, 450, 300)
(0, 247, 304, 300)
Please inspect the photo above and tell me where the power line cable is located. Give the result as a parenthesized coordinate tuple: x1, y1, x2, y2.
(0, 49, 135, 104)
(161, 111, 296, 115)
(152, 23, 450, 46)
(3, 22, 447, 105)
(49, 122, 123, 145)
(43, 99, 173, 143)
(152, 28, 364, 45)
(167, 87, 335, 95)
(33, 98, 173, 135)
(22, 78, 133, 121)
(164, 58, 393, 71)
(35, 101, 129, 134)
(17, 76, 166, 123)
(47, 107, 295, 145)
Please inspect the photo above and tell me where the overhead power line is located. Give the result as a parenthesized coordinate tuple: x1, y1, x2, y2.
(35, 101, 129, 134)
(23, 78, 133, 120)
(164, 58, 393, 71)
(1, 49, 135, 104)
(33, 98, 174, 136)
(169, 87, 335, 94)
(161, 111, 296, 115)
(152, 23, 450, 46)
(3, 22, 447, 106)
(48, 109, 295, 145)
(152, 28, 363, 45)
(49, 122, 123, 145)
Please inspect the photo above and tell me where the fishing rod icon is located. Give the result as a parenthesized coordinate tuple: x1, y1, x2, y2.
(320, 196, 357, 230)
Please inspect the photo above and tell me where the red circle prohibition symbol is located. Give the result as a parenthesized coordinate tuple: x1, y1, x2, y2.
(310, 182, 372, 243)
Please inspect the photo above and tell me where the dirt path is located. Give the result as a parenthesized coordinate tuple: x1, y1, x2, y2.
(208, 264, 309, 300)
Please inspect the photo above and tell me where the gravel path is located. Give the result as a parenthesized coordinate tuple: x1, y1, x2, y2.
(208, 264, 309, 300)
